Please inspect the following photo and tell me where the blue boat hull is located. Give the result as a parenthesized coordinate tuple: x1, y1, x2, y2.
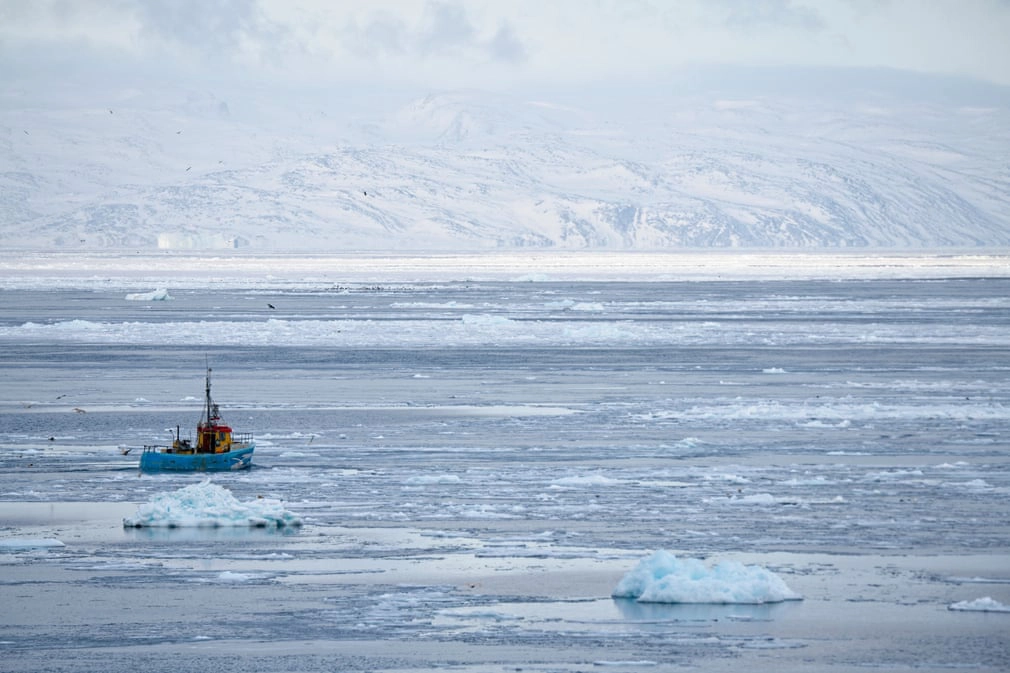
(140, 445, 254, 472)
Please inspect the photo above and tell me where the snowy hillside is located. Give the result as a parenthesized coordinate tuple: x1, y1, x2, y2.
(2, 70, 1009, 250)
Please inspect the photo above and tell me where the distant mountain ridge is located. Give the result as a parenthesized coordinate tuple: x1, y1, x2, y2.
(2, 68, 1008, 250)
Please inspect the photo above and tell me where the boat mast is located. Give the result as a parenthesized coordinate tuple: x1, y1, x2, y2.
(205, 366, 213, 424)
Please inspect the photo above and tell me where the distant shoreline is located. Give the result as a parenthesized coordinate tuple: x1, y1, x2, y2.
(2, 250, 1009, 286)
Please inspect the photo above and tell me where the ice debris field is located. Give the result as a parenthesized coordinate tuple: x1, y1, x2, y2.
(1, 253, 1009, 672)
(119, 482, 804, 604)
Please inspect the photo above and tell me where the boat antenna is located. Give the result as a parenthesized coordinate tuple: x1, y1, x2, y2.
(205, 363, 213, 423)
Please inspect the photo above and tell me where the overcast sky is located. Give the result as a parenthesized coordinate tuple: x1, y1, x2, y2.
(2, 0, 1009, 93)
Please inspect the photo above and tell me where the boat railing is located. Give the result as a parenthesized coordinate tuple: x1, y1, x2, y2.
(233, 432, 254, 446)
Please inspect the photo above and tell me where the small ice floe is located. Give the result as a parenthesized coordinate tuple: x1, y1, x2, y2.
(551, 474, 623, 488)
(0, 538, 66, 550)
(948, 597, 1010, 613)
(461, 313, 512, 327)
(592, 661, 658, 667)
(946, 576, 1010, 585)
(705, 492, 805, 506)
(404, 474, 461, 486)
(571, 301, 605, 312)
(704, 473, 751, 485)
(125, 288, 173, 301)
(123, 479, 301, 528)
(613, 550, 802, 604)
(211, 571, 258, 583)
(544, 299, 576, 310)
(544, 298, 607, 312)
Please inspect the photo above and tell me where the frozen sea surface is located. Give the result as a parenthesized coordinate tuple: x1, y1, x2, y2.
(1, 254, 1009, 672)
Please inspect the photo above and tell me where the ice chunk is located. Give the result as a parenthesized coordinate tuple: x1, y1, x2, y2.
(0, 538, 66, 549)
(123, 479, 301, 528)
(551, 474, 622, 487)
(613, 550, 802, 604)
(461, 313, 512, 326)
(125, 288, 173, 301)
(948, 597, 1010, 613)
(404, 474, 461, 485)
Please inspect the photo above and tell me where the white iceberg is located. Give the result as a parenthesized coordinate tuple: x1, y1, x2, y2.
(123, 479, 301, 528)
(125, 288, 173, 301)
(612, 550, 802, 604)
(948, 597, 1010, 613)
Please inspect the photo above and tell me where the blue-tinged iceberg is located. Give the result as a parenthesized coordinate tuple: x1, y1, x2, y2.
(123, 479, 301, 528)
(613, 550, 801, 604)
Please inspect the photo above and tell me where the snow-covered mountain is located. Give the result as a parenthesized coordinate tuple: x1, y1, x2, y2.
(2, 69, 1008, 250)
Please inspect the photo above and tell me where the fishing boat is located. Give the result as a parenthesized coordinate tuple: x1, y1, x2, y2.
(140, 367, 254, 472)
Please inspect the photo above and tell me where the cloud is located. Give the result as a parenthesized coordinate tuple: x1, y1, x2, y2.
(0, 0, 289, 83)
(339, 11, 408, 60)
(416, 1, 477, 56)
(132, 0, 261, 55)
(0, 0, 1008, 90)
(488, 22, 526, 63)
(337, 1, 527, 78)
(717, 0, 825, 33)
